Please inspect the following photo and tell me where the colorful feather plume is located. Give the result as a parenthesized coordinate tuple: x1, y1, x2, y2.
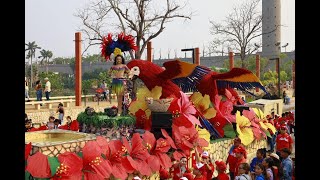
(101, 32, 138, 61)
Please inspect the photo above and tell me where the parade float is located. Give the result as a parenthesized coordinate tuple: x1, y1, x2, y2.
(25, 33, 276, 180)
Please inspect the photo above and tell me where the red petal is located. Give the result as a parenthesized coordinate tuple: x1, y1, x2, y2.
(197, 138, 209, 147)
(112, 163, 128, 180)
(57, 152, 83, 177)
(135, 159, 152, 176)
(161, 129, 177, 149)
(172, 151, 186, 161)
(122, 156, 137, 173)
(82, 141, 103, 165)
(26, 152, 51, 178)
(156, 153, 172, 169)
(155, 138, 171, 153)
(96, 136, 110, 156)
(131, 133, 149, 160)
(25, 142, 32, 160)
(84, 159, 112, 179)
(146, 155, 161, 172)
(142, 131, 156, 152)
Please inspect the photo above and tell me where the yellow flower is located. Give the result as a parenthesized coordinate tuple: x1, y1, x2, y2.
(252, 108, 265, 119)
(196, 125, 210, 143)
(113, 47, 122, 56)
(190, 92, 216, 119)
(128, 86, 162, 119)
(236, 111, 254, 146)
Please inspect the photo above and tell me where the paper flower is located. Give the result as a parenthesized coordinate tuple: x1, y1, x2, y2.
(190, 92, 216, 119)
(168, 91, 200, 127)
(236, 111, 254, 146)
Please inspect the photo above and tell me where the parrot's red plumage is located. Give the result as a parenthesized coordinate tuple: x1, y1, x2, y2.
(127, 60, 182, 99)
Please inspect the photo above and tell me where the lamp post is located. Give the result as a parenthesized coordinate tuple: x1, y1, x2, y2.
(181, 48, 195, 63)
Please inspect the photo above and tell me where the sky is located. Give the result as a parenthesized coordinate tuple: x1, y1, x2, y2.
(25, 0, 295, 60)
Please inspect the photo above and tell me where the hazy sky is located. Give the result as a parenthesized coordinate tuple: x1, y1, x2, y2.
(25, 0, 295, 60)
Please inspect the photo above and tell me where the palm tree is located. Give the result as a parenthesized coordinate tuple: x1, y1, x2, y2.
(39, 49, 53, 73)
(25, 41, 41, 88)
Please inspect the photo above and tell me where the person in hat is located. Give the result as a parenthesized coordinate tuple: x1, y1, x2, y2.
(233, 146, 248, 177)
(133, 176, 142, 180)
(193, 163, 205, 180)
(214, 161, 229, 180)
(275, 126, 293, 161)
(194, 148, 214, 180)
(268, 153, 281, 180)
(226, 137, 244, 180)
(279, 148, 293, 180)
(234, 162, 251, 180)
(44, 77, 51, 100)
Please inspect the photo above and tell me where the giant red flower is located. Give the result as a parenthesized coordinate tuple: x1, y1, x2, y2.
(142, 131, 173, 172)
(168, 91, 200, 128)
(52, 152, 83, 180)
(122, 133, 151, 176)
(106, 140, 132, 180)
(82, 141, 112, 179)
(208, 95, 230, 137)
(172, 125, 209, 156)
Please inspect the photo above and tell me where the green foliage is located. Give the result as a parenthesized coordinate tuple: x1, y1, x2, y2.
(211, 66, 229, 73)
(82, 54, 104, 63)
(77, 112, 136, 128)
(261, 70, 287, 86)
(48, 156, 60, 176)
(82, 80, 93, 95)
(38, 72, 64, 90)
(223, 124, 236, 138)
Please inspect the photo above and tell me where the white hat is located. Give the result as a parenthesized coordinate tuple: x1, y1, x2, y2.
(133, 176, 141, 180)
(269, 153, 280, 160)
(180, 177, 188, 180)
(44, 77, 49, 80)
(201, 151, 209, 158)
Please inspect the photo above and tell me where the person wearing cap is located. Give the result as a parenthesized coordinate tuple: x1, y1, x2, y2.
(133, 176, 142, 180)
(233, 146, 247, 178)
(44, 77, 51, 100)
(275, 126, 293, 161)
(214, 161, 229, 180)
(226, 137, 244, 180)
(279, 148, 293, 180)
(268, 152, 281, 180)
(192, 164, 205, 180)
(171, 157, 191, 180)
(194, 148, 214, 180)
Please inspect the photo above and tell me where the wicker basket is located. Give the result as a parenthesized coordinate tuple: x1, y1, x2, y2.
(146, 98, 173, 112)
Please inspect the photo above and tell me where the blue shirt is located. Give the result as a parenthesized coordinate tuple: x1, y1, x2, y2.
(255, 174, 265, 180)
(281, 157, 292, 180)
(250, 157, 264, 172)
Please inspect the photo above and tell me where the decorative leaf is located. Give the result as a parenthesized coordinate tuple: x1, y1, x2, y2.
(223, 124, 237, 138)
(47, 156, 60, 177)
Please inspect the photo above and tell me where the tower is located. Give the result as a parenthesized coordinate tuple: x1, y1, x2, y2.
(261, 0, 281, 59)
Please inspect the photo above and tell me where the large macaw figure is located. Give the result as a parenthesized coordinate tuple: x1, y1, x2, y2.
(127, 59, 268, 103)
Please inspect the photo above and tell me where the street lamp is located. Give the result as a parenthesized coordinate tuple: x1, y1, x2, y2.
(282, 43, 289, 52)
(181, 48, 195, 63)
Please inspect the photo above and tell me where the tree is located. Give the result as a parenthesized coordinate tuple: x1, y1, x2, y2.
(25, 41, 41, 88)
(75, 0, 192, 59)
(209, 0, 279, 68)
(39, 49, 53, 73)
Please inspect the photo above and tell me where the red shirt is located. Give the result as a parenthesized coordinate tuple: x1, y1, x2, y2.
(226, 145, 242, 173)
(276, 133, 293, 151)
(216, 173, 230, 180)
(194, 176, 205, 180)
(171, 163, 191, 180)
(206, 163, 215, 180)
(234, 157, 247, 176)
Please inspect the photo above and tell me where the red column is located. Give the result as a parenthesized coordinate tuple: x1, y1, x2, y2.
(292, 60, 295, 89)
(195, 48, 200, 65)
(147, 41, 152, 62)
(229, 52, 234, 70)
(75, 32, 82, 106)
(256, 54, 260, 92)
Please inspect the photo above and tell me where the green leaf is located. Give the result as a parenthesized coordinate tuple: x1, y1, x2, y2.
(77, 152, 83, 158)
(47, 156, 60, 177)
(223, 124, 237, 138)
(263, 129, 272, 138)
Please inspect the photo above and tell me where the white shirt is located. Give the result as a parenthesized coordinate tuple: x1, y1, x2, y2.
(45, 81, 51, 92)
(25, 81, 29, 91)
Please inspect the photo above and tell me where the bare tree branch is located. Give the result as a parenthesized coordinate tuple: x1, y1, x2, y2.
(75, 0, 192, 59)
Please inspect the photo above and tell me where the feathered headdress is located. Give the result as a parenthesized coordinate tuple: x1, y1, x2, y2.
(101, 32, 137, 61)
